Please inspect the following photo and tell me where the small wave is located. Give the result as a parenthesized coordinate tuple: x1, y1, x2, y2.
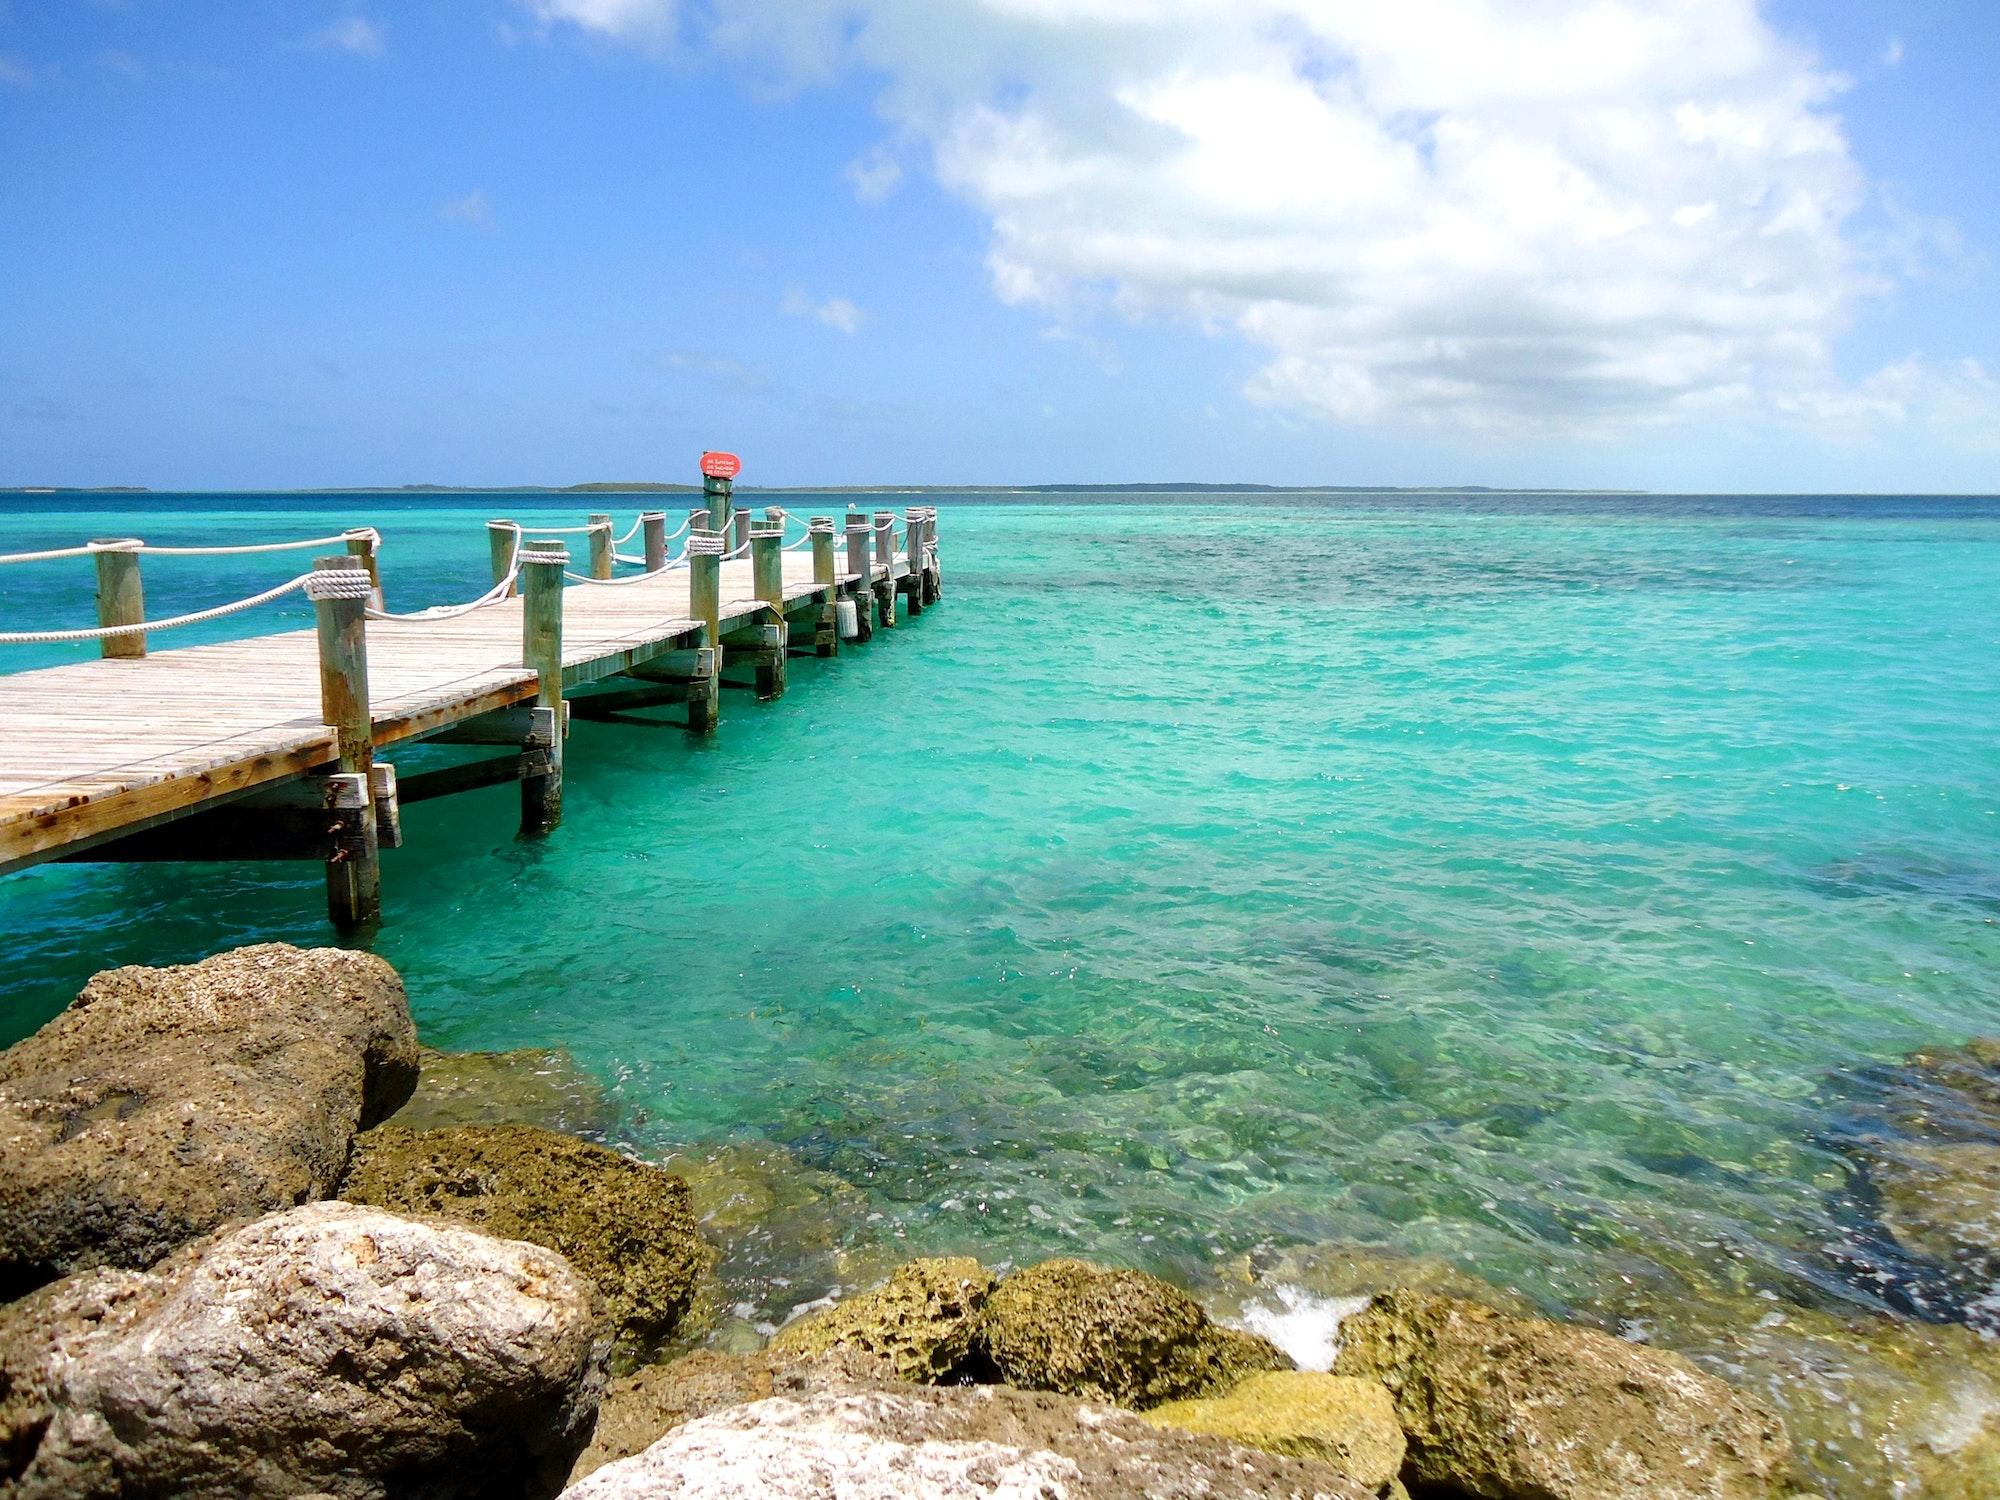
(1233, 1285, 1373, 1372)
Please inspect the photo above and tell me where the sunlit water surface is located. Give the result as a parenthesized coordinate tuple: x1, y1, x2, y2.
(3, 491, 1997, 1489)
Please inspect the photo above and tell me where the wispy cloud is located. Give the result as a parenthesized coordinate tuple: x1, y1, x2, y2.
(306, 16, 385, 58)
(1882, 35, 1905, 67)
(527, 0, 677, 54)
(438, 190, 494, 230)
(649, 347, 770, 393)
(0, 53, 31, 87)
(845, 147, 903, 204)
(783, 287, 864, 334)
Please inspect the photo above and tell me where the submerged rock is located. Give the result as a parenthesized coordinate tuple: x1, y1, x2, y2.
(1868, 1140, 2000, 1291)
(1144, 1370, 1406, 1495)
(0, 1201, 606, 1499)
(1334, 1291, 1795, 1500)
(0, 943, 418, 1295)
(339, 1123, 712, 1360)
(1822, 1036, 2000, 1328)
(769, 1256, 995, 1383)
(565, 1381, 1377, 1500)
(972, 1257, 1290, 1409)
(390, 1045, 615, 1135)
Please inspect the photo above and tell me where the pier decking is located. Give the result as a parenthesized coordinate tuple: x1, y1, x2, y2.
(0, 497, 941, 927)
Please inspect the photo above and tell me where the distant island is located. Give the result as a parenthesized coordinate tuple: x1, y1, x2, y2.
(3, 482, 1645, 496)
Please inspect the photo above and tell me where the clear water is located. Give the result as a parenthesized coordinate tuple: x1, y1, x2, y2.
(4, 492, 1999, 1480)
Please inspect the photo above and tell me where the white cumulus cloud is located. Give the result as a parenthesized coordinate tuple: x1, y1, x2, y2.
(529, 0, 1988, 445)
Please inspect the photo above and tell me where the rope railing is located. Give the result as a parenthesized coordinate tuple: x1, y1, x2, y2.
(0, 527, 379, 567)
(0, 573, 322, 644)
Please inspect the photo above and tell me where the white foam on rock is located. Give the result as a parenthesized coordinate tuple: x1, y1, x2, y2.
(1233, 1285, 1373, 1373)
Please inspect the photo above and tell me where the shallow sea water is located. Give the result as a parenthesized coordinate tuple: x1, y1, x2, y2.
(4, 491, 1998, 1490)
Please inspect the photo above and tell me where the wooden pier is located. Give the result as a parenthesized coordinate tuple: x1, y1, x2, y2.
(0, 489, 942, 929)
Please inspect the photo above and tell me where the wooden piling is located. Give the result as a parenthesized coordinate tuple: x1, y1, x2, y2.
(844, 515, 875, 643)
(733, 507, 753, 561)
(519, 543, 566, 835)
(873, 510, 898, 629)
(588, 515, 615, 581)
(642, 512, 669, 572)
(750, 523, 787, 699)
(810, 518, 839, 657)
(488, 520, 520, 597)
(346, 529, 386, 611)
(311, 555, 378, 928)
(704, 475, 734, 541)
(687, 531, 723, 733)
(91, 540, 145, 659)
(901, 509, 925, 617)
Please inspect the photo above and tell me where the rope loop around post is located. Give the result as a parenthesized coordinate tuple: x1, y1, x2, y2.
(686, 531, 725, 558)
(303, 569, 377, 603)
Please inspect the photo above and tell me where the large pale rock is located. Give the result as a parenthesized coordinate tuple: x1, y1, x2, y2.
(769, 1256, 995, 1382)
(972, 1257, 1290, 1409)
(0, 943, 418, 1294)
(565, 1381, 1377, 1500)
(340, 1123, 712, 1361)
(1333, 1291, 1795, 1500)
(1144, 1370, 1406, 1494)
(0, 1201, 607, 1499)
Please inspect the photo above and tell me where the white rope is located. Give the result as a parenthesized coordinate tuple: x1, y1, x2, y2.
(686, 532, 725, 559)
(366, 556, 523, 623)
(0, 539, 135, 566)
(614, 552, 649, 567)
(0, 574, 317, 644)
(144, 528, 380, 558)
(0, 529, 377, 566)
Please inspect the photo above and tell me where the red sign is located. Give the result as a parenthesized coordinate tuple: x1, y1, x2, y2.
(700, 451, 742, 480)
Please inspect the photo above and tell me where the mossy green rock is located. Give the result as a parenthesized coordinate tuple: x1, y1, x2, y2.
(1144, 1371, 1406, 1493)
(339, 1124, 712, 1360)
(974, 1258, 1290, 1409)
(1334, 1291, 1795, 1500)
(769, 1256, 995, 1382)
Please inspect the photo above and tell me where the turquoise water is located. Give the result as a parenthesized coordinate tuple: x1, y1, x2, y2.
(4, 493, 1998, 1361)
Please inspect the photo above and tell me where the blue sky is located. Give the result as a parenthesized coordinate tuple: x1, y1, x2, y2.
(1, 1, 1996, 492)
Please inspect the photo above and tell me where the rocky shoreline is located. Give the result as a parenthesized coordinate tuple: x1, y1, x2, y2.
(1, 943, 1995, 1497)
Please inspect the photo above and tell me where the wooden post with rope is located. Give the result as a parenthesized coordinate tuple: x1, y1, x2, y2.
(519, 542, 566, 835)
(810, 516, 839, 657)
(748, 521, 788, 700)
(844, 514, 875, 643)
(900, 508, 925, 618)
(873, 509, 898, 629)
(310, 554, 379, 929)
(587, 515, 615, 581)
(91, 541, 145, 659)
(642, 512, 669, 572)
(488, 520, 520, 597)
(346, 529, 386, 611)
(685, 529, 723, 732)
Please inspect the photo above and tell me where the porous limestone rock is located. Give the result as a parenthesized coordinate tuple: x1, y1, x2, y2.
(1333, 1290, 1796, 1500)
(0, 1201, 606, 1499)
(973, 1257, 1290, 1409)
(769, 1256, 995, 1382)
(0, 943, 418, 1294)
(1144, 1370, 1406, 1495)
(564, 1382, 1376, 1500)
(339, 1123, 711, 1359)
